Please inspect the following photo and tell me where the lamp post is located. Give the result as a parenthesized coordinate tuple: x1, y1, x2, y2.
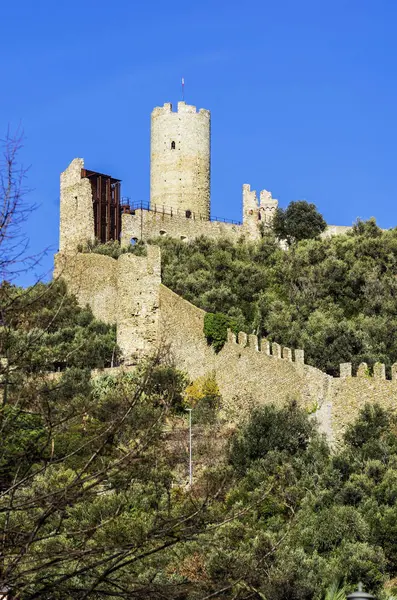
(347, 583, 375, 600)
(185, 408, 192, 487)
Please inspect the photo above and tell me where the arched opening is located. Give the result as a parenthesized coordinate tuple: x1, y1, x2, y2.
(159, 230, 167, 236)
(130, 237, 138, 245)
(185, 210, 192, 219)
(171, 141, 176, 150)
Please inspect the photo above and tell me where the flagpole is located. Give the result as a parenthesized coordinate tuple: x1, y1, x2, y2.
(182, 77, 185, 101)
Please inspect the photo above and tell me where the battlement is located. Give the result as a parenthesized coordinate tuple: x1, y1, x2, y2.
(242, 184, 278, 229)
(151, 101, 210, 117)
(340, 361, 397, 380)
(227, 329, 305, 365)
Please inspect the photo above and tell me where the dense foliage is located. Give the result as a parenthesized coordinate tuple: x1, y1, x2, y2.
(3, 274, 397, 598)
(0, 279, 119, 372)
(77, 238, 146, 259)
(272, 200, 327, 243)
(203, 312, 237, 352)
(158, 218, 397, 375)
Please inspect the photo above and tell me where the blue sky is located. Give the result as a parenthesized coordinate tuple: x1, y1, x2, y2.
(2, 0, 397, 284)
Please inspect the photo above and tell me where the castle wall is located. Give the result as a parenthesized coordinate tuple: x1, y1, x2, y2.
(59, 158, 95, 253)
(121, 210, 247, 245)
(322, 225, 353, 238)
(116, 246, 161, 361)
(150, 102, 211, 219)
(159, 285, 331, 430)
(159, 284, 397, 441)
(54, 253, 118, 324)
(54, 247, 161, 361)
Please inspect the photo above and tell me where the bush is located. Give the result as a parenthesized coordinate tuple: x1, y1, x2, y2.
(204, 312, 238, 353)
(272, 200, 327, 244)
(144, 365, 188, 413)
(78, 239, 147, 259)
(228, 401, 315, 474)
(184, 374, 221, 424)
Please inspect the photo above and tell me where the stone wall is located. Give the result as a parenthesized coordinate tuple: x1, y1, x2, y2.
(150, 102, 211, 219)
(59, 158, 95, 253)
(242, 184, 278, 238)
(54, 246, 161, 361)
(121, 183, 282, 246)
(54, 252, 118, 324)
(121, 210, 247, 245)
(159, 285, 397, 441)
(159, 285, 331, 429)
(116, 246, 161, 361)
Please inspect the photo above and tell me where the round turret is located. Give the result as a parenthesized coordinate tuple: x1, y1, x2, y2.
(150, 101, 210, 219)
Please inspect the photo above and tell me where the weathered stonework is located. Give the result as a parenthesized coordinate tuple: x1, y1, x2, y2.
(150, 102, 211, 219)
(54, 246, 161, 361)
(59, 158, 95, 253)
(55, 99, 381, 443)
(121, 208, 247, 245)
(158, 284, 397, 442)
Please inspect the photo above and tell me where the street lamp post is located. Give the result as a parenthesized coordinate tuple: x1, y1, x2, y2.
(347, 583, 375, 600)
(185, 408, 192, 487)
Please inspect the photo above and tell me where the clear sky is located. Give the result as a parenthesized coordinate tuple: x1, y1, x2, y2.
(2, 0, 397, 284)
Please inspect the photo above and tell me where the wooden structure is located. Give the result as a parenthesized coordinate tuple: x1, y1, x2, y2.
(81, 168, 122, 243)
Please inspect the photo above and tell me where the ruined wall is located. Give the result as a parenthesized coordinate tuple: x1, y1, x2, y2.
(150, 102, 211, 219)
(322, 224, 353, 238)
(121, 210, 246, 245)
(54, 246, 161, 361)
(116, 246, 161, 361)
(54, 252, 118, 324)
(59, 158, 95, 253)
(242, 184, 278, 238)
(159, 285, 397, 441)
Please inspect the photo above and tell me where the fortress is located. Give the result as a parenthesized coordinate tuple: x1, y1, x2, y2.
(55, 100, 396, 441)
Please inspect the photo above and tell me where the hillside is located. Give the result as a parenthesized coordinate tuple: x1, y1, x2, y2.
(157, 219, 397, 376)
(2, 278, 397, 598)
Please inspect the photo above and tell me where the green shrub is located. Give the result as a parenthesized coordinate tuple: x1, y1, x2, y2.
(78, 239, 147, 259)
(228, 401, 315, 474)
(204, 312, 238, 353)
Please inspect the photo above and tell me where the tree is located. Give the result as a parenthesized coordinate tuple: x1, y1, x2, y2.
(228, 401, 317, 474)
(0, 128, 44, 282)
(0, 133, 227, 599)
(272, 200, 327, 244)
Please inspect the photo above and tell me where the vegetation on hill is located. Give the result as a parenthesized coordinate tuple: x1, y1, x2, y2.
(0, 279, 119, 372)
(1, 254, 397, 599)
(272, 199, 327, 244)
(77, 238, 146, 259)
(158, 217, 397, 375)
(4, 135, 397, 598)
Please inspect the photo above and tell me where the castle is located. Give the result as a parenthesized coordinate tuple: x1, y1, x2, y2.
(55, 100, 396, 441)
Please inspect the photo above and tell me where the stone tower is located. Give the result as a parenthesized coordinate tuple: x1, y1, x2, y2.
(150, 101, 211, 219)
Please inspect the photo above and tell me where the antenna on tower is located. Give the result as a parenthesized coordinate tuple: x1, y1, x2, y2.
(181, 77, 185, 101)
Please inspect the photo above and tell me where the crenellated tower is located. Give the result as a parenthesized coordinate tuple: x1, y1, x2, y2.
(150, 101, 211, 219)
(242, 184, 278, 237)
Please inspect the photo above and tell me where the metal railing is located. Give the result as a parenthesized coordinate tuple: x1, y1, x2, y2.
(121, 199, 241, 226)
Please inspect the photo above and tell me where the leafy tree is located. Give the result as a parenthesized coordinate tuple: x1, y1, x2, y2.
(203, 312, 237, 353)
(272, 200, 327, 244)
(156, 220, 397, 375)
(228, 401, 318, 474)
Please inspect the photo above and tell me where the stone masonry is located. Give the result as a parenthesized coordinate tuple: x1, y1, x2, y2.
(54, 99, 371, 440)
(59, 158, 95, 253)
(158, 285, 397, 443)
(150, 102, 211, 219)
(54, 247, 161, 361)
